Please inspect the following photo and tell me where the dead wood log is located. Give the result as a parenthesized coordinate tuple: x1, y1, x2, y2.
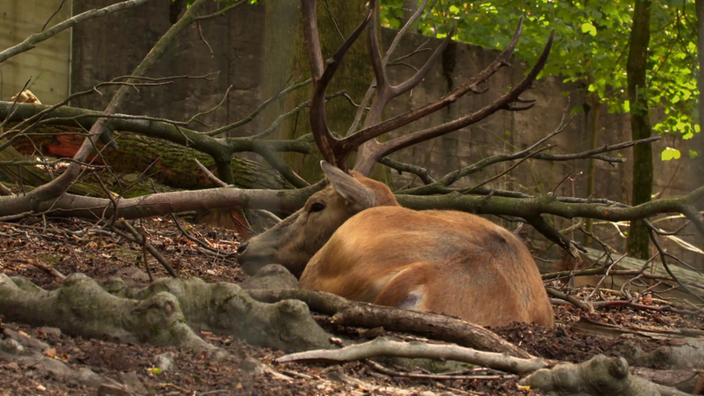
(6, 125, 292, 191)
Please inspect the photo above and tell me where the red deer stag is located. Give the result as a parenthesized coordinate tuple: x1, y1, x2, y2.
(238, 0, 556, 328)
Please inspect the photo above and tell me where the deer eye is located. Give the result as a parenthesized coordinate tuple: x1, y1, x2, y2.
(310, 202, 325, 213)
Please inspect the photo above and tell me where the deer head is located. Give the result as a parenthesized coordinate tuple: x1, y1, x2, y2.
(237, 161, 398, 277)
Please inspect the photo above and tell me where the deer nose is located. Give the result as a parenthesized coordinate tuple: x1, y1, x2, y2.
(237, 241, 249, 255)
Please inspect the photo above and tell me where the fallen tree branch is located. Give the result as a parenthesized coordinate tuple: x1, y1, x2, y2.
(247, 288, 531, 358)
(276, 337, 547, 375)
(2, 183, 703, 241)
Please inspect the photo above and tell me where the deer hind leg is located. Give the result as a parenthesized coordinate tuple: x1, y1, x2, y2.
(373, 262, 435, 312)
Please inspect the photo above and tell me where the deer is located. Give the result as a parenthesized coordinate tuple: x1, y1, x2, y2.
(238, 0, 556, 328)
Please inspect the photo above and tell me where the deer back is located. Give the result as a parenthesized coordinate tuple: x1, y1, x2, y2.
(299, 205, 555, 327)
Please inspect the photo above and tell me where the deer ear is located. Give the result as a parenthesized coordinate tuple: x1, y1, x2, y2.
(321, 161, 376, 211)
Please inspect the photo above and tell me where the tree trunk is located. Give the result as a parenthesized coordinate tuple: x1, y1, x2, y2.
(261, 0, 375, 182)
(626, 0, 653, 259)
(584, 90, 601, 248)
(696, 1, 704, 174)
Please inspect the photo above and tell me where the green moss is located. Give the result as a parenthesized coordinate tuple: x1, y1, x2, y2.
(149, 324, 161, 337)
(38, 254, 62, 264)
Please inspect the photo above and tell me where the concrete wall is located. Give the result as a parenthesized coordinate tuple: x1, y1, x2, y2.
(70, 0, 265, 137)
(0, 0, 71, 104)
(7, 0, 704, 262)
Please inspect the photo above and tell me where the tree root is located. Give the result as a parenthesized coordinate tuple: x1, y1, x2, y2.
(0, 273, 333, 357)
(0, 332, 121, 390)
(612, 338, 704, 370)
(519, 354, 690, 396)
(107, 275, 333, 352)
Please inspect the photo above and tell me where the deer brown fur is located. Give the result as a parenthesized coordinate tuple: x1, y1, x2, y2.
(238, 162, 554, 328)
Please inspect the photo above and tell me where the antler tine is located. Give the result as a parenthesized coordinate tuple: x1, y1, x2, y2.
(389, 25, 456, 98)
(346, 0, 433, 136)
(365, 0, 391, 125)
(365, 4, 456, 127)
(301, 0, 324, 80)
(346, 18, 528, 171)
(302, 0, 372, 168)
(353, 29, 555, 174)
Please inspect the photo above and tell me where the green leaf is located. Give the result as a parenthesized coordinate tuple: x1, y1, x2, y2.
(661, 147, 681, 161)
(581, 22, 597, 36)
(690, 150, 699, 159)
(449, 5, 460, 14)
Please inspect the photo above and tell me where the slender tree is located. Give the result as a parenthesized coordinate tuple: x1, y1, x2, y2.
(626, 0, 653, 259)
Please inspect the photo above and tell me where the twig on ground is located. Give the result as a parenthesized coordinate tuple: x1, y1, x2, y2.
(545, 287, 590, 310)
(585, 253, 631, 302)
(646, 220, 704, 305)
(112, 219, 179, 278)
(139, 227, 154, 282)
(365, 359, 516, 381)
(18, 258, 66, 280)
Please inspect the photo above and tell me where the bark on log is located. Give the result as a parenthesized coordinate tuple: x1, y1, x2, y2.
(7, 124, 292, 191)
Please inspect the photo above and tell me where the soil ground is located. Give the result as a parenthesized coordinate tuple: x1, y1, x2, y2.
(0, 216, 702, 395)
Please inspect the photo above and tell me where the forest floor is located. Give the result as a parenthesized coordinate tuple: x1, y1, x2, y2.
(0, 216, 702, 395)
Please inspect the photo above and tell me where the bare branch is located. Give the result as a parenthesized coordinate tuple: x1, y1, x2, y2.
(207, 78, 312, 137)
(0, 0, 151, 63)
(352, 29, 555, 174)
(25, 0, 212, 203)
(646, 221, 704, 304)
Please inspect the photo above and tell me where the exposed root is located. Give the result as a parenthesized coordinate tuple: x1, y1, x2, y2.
(0, 273, 333, 357)
(519, 354, 690, 396)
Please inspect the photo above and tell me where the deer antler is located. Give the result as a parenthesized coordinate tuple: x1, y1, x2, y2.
(301, 0, 372, 169)
(301, 0, 553, 175)
(352, 29, 555, 174)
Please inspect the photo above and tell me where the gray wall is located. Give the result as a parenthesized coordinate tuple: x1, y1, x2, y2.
(69, 0, 704, 262)
(1, 0, 71, 104)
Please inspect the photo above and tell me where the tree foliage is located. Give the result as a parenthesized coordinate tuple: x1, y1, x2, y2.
(381, 0, 700, 159)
